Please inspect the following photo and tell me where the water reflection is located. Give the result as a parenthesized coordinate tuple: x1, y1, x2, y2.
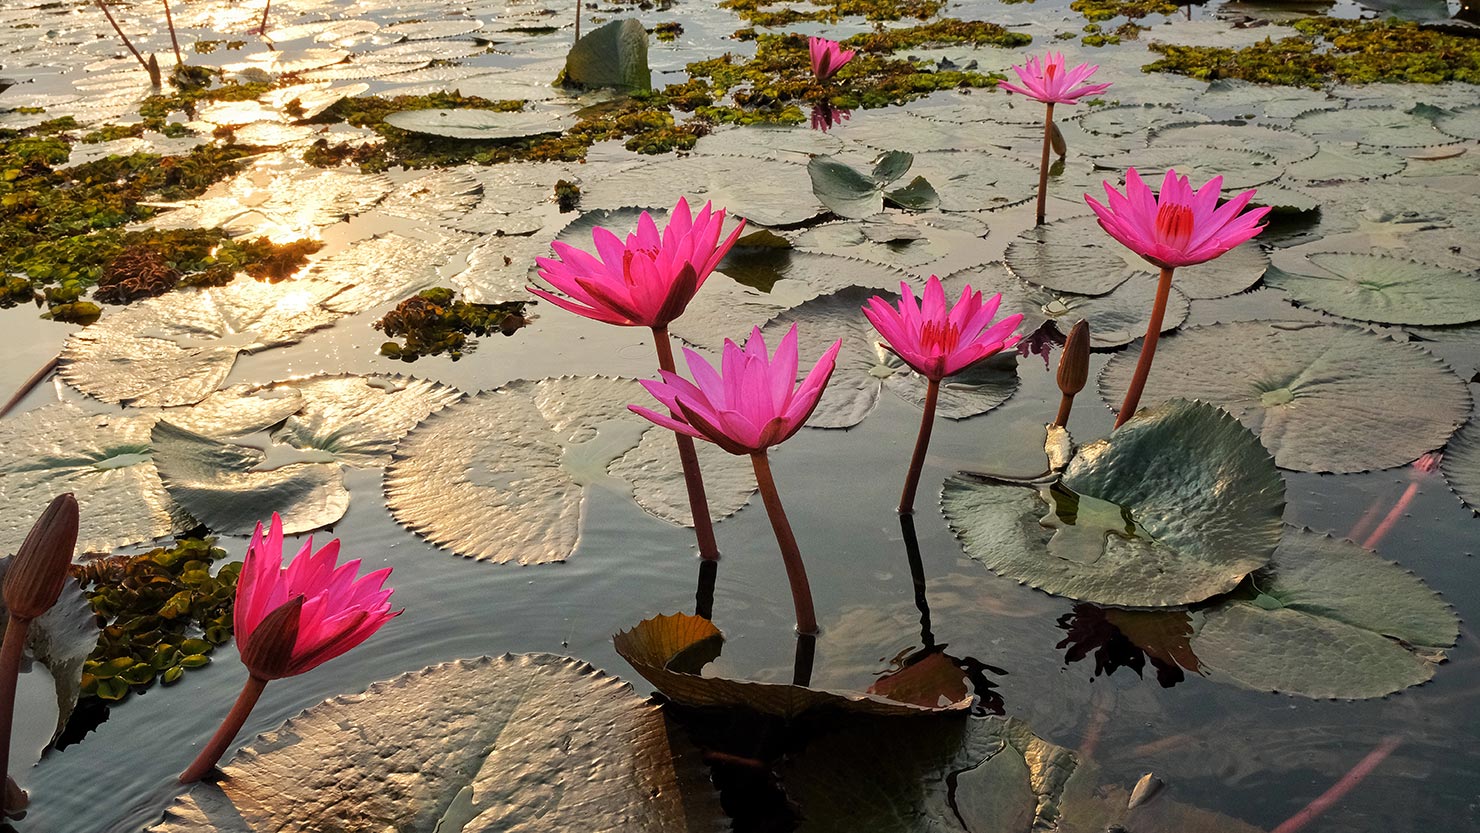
(1056, 603, 1201, 688)
(808, 102, 851, 132)
(1015, 319, 1063, 369)
(695, 557, 717, 621)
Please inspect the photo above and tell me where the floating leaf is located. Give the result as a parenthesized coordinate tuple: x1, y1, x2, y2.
(152, 422, 350, 535)
(1093, 146, 1282, 190)
(60, 279, 342, 407)
(371, 169, 484, 227)
(1433, 104, 1480, 141)
(579, 156, 824, 227)
(0, 405, 182, 556)
(1098, 321, 1472, 472)
(1158, 240, 1269, 300)
(1080, 105, 1210, 137)
(149, 655, 725, 833)
(260, 375, 463, 467)
(1284, 144, 1406, 184)
(1149, 121, 1318, 165)
(943, 400, 1285, 607)
(383, 107, 576, 140)
(564, 18, 651, 91)
(1193, 530, 1459, 699)
(159, 385, 306, 440)
(452, 233, 555, 303)
(906, 150, 1038, 213)
(1293, 107, 1446, 148)
(306, 232, 472, 314)
(0, 553, 99, 744)
(807, 153, 939, 219)
(1442, 416, 1480, 514)
(614, 613, 969, 718)
(1004, 216, 1138, 296)
(1264, 253, 1480, 326)
(607, 429, 756, 527)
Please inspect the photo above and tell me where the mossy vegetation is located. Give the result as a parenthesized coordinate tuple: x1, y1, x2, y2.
(844, 19, 1031, 51)
(654, 21, 684, 41)
(138, 79, 274, 131)
(72, 538, 240, 703)
(1146, 18, 1480, 86)
(721, 0, 943, 26)
(375, 287, 530, 361)
(1071, 0, 1178, 22)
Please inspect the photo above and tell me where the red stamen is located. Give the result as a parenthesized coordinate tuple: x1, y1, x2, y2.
(920, 320, 961, 354)
(1154, 203, 1195, 250)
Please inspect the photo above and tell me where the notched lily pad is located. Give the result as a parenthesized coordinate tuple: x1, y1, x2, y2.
(149, 654, 726, 833)
(943, 400, 1285, 608)
(1265, 253, 1480, 326)
(613, 613, 971, 718)
(1441, 416, 1480, 514)
(383, 107, 576, 140)
(1004, 216, 1139, 296)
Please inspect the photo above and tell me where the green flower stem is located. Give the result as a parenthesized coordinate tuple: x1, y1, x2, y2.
(1035, 102, 1056, 226)
(652, 327, 721, 562)
(179, 675, 269, 783)
(750, 451, 819, 636)
(898, 377, 941, 515)
(0, 615, 32, 814)
(1115, 265, 1175, 428)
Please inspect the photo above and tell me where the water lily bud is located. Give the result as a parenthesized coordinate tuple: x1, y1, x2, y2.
(1057, 320, 1091, 397)
(4, 494, 79, 621)
(239, 596, 303, 681)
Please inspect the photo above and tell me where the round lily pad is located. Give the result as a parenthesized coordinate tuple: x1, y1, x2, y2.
(1284, 144, 1406, 184)
(943, 400, 1285, 608)
(1149, 121, 1319, 165)
(1441, 415, 1480, 514)
(1092, 146, 1282, 190)
(1080, 105, 1210, 137)
(579, 156, 824, 227)
(1264, 253, 1480, 326)
(149, 655, 726, 833)
(266, 375, 464, 467)
(906, 150, 1039, 213)
(1004, 216, 1139, 296)
(383, 107, 575, 140)
(1098, 321, 1472, 472)
(1193, 531, 1459, 699)
(307, 231, 472, 314)
(1433, 104, 1480, 141)
(1293, 107, 1446, 148)
(1155, 240, 1269, 300)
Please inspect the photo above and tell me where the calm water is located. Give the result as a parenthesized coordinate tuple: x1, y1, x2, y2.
(3, 0, 1480, 830)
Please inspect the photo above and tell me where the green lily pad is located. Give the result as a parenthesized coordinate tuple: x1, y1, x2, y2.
(0, 552, 99, 745)
(1092, 146, 1282, 190)
(1004, 216, 1139, 296)
(383, 107, 576, 140)
(564, 18, 651, 92)
(579, 156, 823, 227)
(149, 655, 725, 833)
(0, 404, 183, 556)
(1098, 321, 1472, 472)
(1152, 240, 1269, 300)
(943, 400, 1285, 607)
(1433, 104, 1480, 141)
(1284, 144, 1406, 184)
(1441, 414, 1480, 514)
(808, 152, 940, 219)
(613, 613, 970, 718)
(1192, 530, 1459, 699)
(906, 150, 1039, 213)
(1293, 107, 1446, 148)
(1264, 253, 1480, 326)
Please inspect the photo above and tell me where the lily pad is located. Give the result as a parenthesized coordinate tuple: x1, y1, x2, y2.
(307, 232, 472, 314)
(1079, 105, 1210, 137)
(453, 233, 555, 304)
(260, 375, 464, 467)
(613, 613, 970, 718)
(906, 150, 1039, 213)
(1098, 321, 1472, 472)
(152, 422, 351, 536)
(1004, 216, 1139, 296)
(1148, 121, 1318, 165)
(564, 18, 651, 92)
(1433, 104, 1480, 141)
(1264, 253, 1480, 326)
(59, 279, 342, 407)
(943, 400, 1285, 608)
(383, 107, 576, 140)
(1153, 240, 1269, 300)
(1293, 107, 1446, 148)
(1192, 531, 1459, 699)
(0, 404, 182, 556)
(579, 156, 824, 227)
(371, 169, 484, 227)
(149, 654, 726, 833)
(1284, 144, 1406, 184)
(0, 551, 100, 744)
(1092, 146, 1282, 190)
(807, 152, 939, 219)
(1441, 415, 1480, 514)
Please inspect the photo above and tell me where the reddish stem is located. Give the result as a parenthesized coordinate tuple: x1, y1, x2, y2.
(94, 1, 153, 74)
(179, 675, 269, 783)
(1, 355, 59, 419)
(258, 0, 272, 37)
(1035, 102, 1056, 226)
(652, 328, 720, 562)
(1271, 736, 1402, 833)
(1115, 266, 1175, 428)
(162, 0, 183, 67)
(1053, 393, 1075, 429)
(898, 377, 941, 514)
(0, 615, 31, 814)
(750, 451, 818, 635)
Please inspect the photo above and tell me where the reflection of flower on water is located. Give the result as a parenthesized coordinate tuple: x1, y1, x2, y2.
(868, 646, 1008, 716)
(1015, 319, 1064, 369)
(809, 102, 852, 132)
(1056, 603, 1202, 688)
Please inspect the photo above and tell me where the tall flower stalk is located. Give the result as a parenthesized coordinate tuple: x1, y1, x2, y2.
(1085, 168, 1270, 426)
(532, 197, 745, 562)
(180, 515, 398, 782)
(630, 325, 841, 635)
(863, 277, 1024, 514)
(997, 53, 1111, 225)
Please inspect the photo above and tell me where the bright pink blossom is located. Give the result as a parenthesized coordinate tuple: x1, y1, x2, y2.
(863, 276, 1025, 382)
(1085, 167, 1271, 270)
(630, 325, 842, 456)
(809, 36, 856, 82)
(997, 52, 1110, 105)
(234, 514, 398, 680)
(532, 197, 745, 328)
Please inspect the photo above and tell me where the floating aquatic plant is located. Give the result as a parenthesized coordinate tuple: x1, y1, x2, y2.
(375, 288, 529, 361)
(997, 52, 1110, 225)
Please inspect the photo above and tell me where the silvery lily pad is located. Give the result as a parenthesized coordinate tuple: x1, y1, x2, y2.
(0, 552, 97, 745)
(143, 163, 393, 243)
(1293, 107, 1447, 148)
(149, 655, 726, 833)
(607, 429, 757, 527)
(1079, 105, 1210, 138)
(1099, 321, 1472, 472)
(1193, 531, 1459, 699)
(1442, 416, 1480, 514)
(1284, 144, 1406, 184)
(1004, 216, 1139, 296)
(371, 169, 484, 227)
(1432, 104, 1480, 141)
(0, 405, 183, 556)
(383, 107, 575, 140)
(307, 232, 473, 314)
(1148, 121, 1318, 165)
(1155, 240, 1269, 300)
(943, 400, 1285, 608)
(1264, 253, 1480, 326)
(452, 232, 554, 303)
(59, 279, 342, 407)
(152, 422, 351, 536)
(579, 156, 824, 227)
(266, 375, 464, 467)
(906, 150, 1039, 213)
(1092, 146, 1282, 190)
(613, 613, 971, 718)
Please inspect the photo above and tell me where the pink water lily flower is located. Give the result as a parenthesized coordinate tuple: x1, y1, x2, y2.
(809, 36, 856, 82)
(997, 52, 1111, 104)
(532, 196, 745, 328)
(863, 276, 1025, 383)
(234, 513, 398, 680)
(1085, 167, 1270, 270)
(631, 325, 842, 457)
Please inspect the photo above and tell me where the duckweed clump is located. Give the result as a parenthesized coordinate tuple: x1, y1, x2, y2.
(1145, 18, 1480, 86)
(72, 538, 240, 703)
(845, 19, 1032, 51)
(721, 0, 944, 25)
(376, 287, 529, 361)
(1071, 0, 1179, 22)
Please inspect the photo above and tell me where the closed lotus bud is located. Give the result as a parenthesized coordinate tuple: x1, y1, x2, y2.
(4, 494, 79, 621)
(239, 596, 303, 681)
(1057, 320, 1091, 397)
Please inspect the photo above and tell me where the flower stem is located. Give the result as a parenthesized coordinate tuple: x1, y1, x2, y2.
(94, 0, 154, 77)
(695, 558, 717, 620)
(750, 451, 818, 635)
(898, 377, 940, 515)
(1115, 266, 1175, 428)
(1035, 102, 1056, 226)
(0, 615, 32, 812)
(179, 675, 269, 783)
(162, 0, 183, 67)
(652, 327, 720, 562)
(258, 0, 272, 36)
(792, 632, 816, 687)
